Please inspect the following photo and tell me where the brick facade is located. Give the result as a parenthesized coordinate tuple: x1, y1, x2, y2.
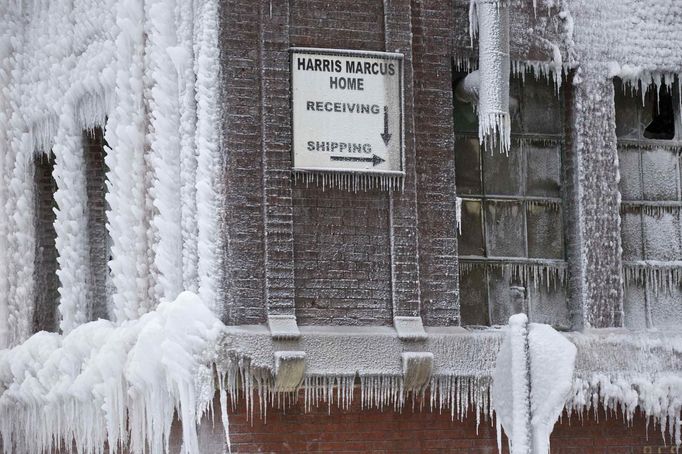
(196, 395, 660, 454)
(219, 0, 458, 327)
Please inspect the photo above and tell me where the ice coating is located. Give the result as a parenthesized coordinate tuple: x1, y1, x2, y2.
(472, 0, 511, 154)
(0, 292, 225, 454)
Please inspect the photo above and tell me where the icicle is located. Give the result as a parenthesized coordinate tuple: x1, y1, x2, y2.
(456, 196, 463, 234)
(475, 0, 511, 154)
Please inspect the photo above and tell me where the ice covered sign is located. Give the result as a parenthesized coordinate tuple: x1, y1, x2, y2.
(291, 48, 404, 175)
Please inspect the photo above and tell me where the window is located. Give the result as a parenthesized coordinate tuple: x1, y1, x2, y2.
(33, 152, 59, 332)
(454, 70, 569, 328)
(616, 77, 682, 329)
(84, 126, 112, 321)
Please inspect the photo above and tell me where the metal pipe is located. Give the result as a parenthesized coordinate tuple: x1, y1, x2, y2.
(476, 0, 511, 153)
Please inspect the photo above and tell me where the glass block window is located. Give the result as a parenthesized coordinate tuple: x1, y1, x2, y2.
(615, 77, 682, 330)
(454, 71, 569, 328)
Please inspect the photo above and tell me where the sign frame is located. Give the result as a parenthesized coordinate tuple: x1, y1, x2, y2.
(289, 47, 405, 178)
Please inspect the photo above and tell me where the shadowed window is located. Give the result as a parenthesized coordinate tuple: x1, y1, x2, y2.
(615, 78, 682, 330)
(454, 69, 569, 329)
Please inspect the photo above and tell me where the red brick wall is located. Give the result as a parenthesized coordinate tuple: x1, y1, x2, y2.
(218, 0, 461, 326)
(221, 397, 663, 453)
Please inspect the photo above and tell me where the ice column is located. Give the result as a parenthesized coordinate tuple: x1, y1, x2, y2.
(195, 0, 222, 315)
(475, 0, 511, 153)
(104, 0, 152, 321)
(0, 21, 15, 347)
(177, 0, 199, 293)
(53, 111, 92, 333)
(147, 0, 185, 303)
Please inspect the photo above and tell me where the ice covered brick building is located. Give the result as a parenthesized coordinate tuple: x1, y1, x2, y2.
(0, 0, 681, 452)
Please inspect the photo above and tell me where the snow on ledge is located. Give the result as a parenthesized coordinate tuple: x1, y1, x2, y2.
(1, 307, 681, 452)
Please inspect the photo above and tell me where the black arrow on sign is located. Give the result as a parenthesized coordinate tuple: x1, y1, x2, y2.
(331, 154, 386, 166)
(380, 106, 391, 146)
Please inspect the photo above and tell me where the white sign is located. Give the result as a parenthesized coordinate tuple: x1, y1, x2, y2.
(291, 48, 404, 175)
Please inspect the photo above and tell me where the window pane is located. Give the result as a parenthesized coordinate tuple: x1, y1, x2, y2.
(454, 137, 482, 195)
(623, 282, 647, 330)
(509, 76, 523, 132)
(483, 147, 522, 196)
(458, 200, 485, 256)
(641, 148, 679, 200)
(528, 279, 569, 330)
(487, 266, 522, 326)
(620, 210, 643, 261)
(459, 265, 489, 326)
(617, 148, 642, 200)
(614, 81, 640, 139)
(643, 210, 681, 260)
(526, 142, 561, 198)
(527, 203, 563, 259)
(453, 98, 478, 134)
(485, 201, 525, 257)
(521, 80, 561, 135)
(648, 286, 682, 330)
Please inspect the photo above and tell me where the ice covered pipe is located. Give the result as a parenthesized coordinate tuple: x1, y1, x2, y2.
(471, 0, 511, 153)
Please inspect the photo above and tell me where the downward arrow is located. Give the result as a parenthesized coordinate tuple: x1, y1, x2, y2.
(380, 106, 391, 146)
(330, 154, 386, 166)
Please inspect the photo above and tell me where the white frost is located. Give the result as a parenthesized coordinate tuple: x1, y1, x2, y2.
(0, 291, 225, 454)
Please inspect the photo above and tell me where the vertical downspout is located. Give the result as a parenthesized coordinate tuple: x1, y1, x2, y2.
(474, 0, 511, 154)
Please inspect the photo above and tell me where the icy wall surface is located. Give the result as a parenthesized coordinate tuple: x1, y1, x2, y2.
(0, 0, 222, 345)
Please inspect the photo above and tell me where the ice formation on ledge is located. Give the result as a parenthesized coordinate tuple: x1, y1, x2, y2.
(0, 292, 224, 454)
(565, 332, 682, 447)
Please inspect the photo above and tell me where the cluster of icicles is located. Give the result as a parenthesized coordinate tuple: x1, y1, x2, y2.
(566, 373, 682, 448)
(293, 170, 404, 192)
(623, 262, 682, 294)
(460, 261, 568, 290)
(220, 356, 493, 426)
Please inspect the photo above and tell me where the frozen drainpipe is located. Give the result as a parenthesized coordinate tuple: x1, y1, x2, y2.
(472, 0, 511, 153)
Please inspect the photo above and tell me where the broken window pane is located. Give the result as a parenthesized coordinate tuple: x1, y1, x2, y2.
(614, 80, 640, 139)
(643, 87, 676, 140)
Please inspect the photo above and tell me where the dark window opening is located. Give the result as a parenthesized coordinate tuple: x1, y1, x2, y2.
(84, 126, 112, 321)
(643, 88, 675, 140)
(33, 152, 59, 333)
